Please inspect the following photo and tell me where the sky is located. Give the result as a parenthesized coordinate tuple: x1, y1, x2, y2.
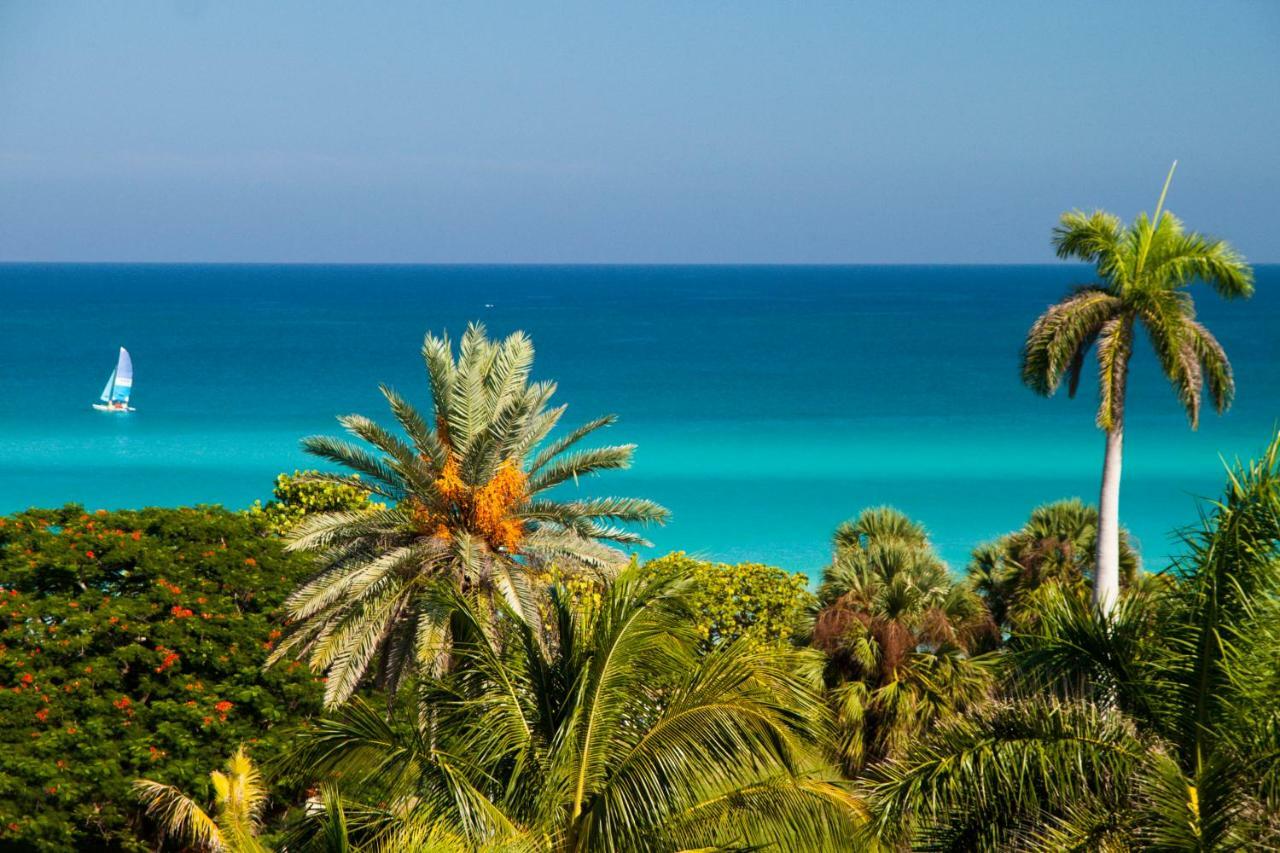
(1, 1, 1277, 263)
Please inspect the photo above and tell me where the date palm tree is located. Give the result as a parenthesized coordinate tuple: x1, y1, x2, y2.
(270, 324, 669, 707)
(813, 508, 996, 774)
(1021, 163, 1253, 616)
(290, 564, 865, 851)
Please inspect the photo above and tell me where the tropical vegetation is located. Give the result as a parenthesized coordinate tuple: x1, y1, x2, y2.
(270, 323, 669, 708)
(967, 498, 1139, 635)
(1021, 163, 1254, 615)
(288, 566, 862, 851)
(2, 256, 1271, 852)
(812, 508, 995, 775)
(869, 435, 1280, 849)
(0, 506, 321, 851)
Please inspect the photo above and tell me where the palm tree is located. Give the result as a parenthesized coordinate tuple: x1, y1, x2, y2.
(968, 499, 1139, 635)
(270, 324, 669, 707)
(812, 508, 996, 774)
(289, 564, 865, 851)
(1021, 163, 1254, 616)
(134, 746, 271, 853)
(868, 434, 1280, 850)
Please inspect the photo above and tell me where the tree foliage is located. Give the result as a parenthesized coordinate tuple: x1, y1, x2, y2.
(273, 324, 669, 708)
(968, 499, 1140, 635)
(247, 471, 381, 537)
(135, 745, 271, 853)
(641, 551, 813, 651)
(1021, 179, 1253, 431)
(812, 508, 996, 774)
(286, 563, 865, 851)
(869, 433, 1280, 850)
(0, 506, 322, 851)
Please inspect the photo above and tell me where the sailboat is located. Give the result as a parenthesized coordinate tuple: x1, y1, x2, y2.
(93, 347, 136, 412)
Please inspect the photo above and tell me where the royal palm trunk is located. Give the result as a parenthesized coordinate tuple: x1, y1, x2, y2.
(1095, 426, 1124, 616)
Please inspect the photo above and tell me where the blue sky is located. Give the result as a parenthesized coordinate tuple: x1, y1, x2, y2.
(1, 1, 1277, 263)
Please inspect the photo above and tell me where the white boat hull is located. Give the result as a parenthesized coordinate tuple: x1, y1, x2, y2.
(93, 403, 135, 413)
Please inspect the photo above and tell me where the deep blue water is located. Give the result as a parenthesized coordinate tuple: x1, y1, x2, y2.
(1, 264, 1276, 577)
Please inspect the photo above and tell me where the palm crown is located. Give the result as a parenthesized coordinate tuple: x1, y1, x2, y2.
(134, 746, 269, 853)
(968, 499, 1139, 634)
(292, 566, 863, 851)
(271, 323, 669, 707)
(1022, 169, 1253, 431)
(813, 508, 995, 773)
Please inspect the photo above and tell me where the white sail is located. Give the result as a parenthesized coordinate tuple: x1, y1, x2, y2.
(110, 348, 133, 404)
(100, 368, 116, 402)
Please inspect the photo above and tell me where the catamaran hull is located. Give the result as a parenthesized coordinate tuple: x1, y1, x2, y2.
(92, 403, 135, 412)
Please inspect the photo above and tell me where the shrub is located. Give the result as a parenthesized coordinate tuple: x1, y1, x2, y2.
(246, 470, 379, 536)
(0, 505, 322, 851)
(642, 552, 813, 651)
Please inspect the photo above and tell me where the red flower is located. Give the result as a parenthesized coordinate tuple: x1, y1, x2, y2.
(244, 557, 257, 566)
(20, 673, 33, 685)
(34, 708, 48, 722)
(85, 551, 95, 559)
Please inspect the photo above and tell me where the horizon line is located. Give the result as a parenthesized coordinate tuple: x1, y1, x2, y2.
(4, 260, 1278, 268)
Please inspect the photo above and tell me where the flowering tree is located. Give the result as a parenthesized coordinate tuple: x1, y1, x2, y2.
(0, 506, 322, 851)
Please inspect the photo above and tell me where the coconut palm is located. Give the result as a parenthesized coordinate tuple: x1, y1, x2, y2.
(134, 746, 271, 853)
(270, 324, 669, 707)
(1021, 163, 1254, 616)
(968, 499, 1139, 635)
(868, 434, 1280, 850)
(812, 508, 996, 774)
(289, 564, 865, 851)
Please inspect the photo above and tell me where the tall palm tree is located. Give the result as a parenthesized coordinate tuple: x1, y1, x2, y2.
(134, 746, 271, 853)
(270, 323, 669, 707)
(1021, 163, 1254, 615)
(868, 434, 1280, 850)
(812, 508, 996, 774)
(967, 498, 1139, 635)
(290, 564, 865, 851)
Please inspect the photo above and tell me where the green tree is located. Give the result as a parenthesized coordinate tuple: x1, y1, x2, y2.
(1021, 163, 1254, 616)
(968, 499, 1139, 635)
(868, 434, 1280, 850)
(812, 508, 996, 774)
(289, 564, 864, 851)
(642, 551, 813, 651)
(0, 506, 322, 851)
(247, 470, 381, 537)
(272, 324, 669, 708)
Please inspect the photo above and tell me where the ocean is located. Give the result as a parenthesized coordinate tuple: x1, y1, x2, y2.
(1, 264, 1276, 578)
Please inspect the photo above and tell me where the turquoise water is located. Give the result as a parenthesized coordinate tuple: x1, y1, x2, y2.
(1, 264, 1276, 577)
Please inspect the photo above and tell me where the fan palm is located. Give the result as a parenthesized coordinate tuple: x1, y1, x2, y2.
(270, 324, 669, 707)
(968, 499, 1139, 635)
(289, 564, 865, 852)
(134, 746, 271, 853)
(812, 508, 996, 774)
(868, 433, 1280, 850)
(1021, 163, 1253, 616)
